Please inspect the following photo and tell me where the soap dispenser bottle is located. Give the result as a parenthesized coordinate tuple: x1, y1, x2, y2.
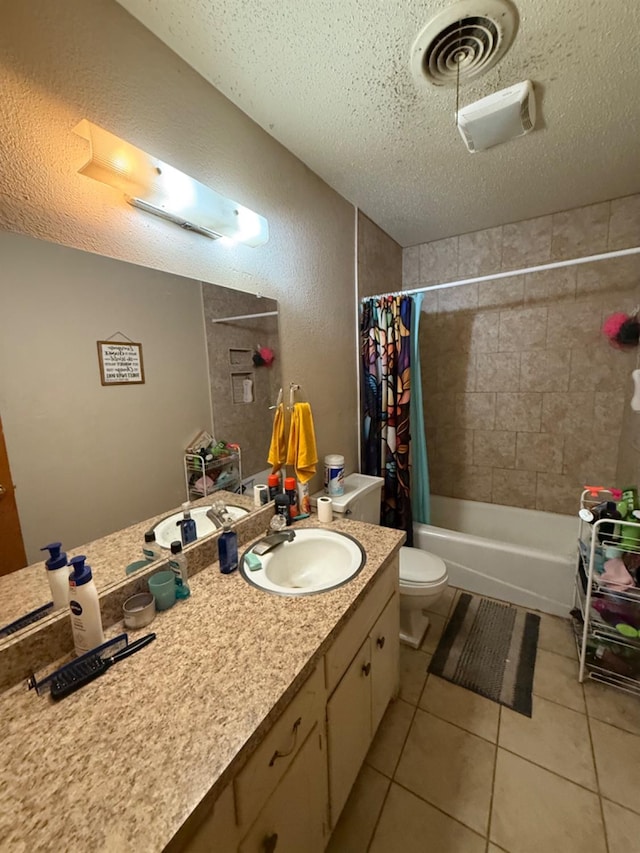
(68, 555, 104, 655)
(40, 542, 69, 611)
(218, 522, 239, 574)
(176, 502, 197, 546)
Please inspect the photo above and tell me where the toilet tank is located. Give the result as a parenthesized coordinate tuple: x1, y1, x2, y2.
(312, 473, 383, 524)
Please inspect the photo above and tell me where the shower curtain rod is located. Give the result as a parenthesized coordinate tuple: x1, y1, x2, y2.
(211, 310, 279, 323)
(363, 245, 640, 302)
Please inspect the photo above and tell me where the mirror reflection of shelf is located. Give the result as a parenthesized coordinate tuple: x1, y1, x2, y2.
(184, 449, 242, 501)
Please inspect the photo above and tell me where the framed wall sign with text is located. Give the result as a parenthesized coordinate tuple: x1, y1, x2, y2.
(97, 340, 145, 386)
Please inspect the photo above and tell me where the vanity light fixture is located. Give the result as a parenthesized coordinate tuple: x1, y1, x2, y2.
(73, 120, 269, 247)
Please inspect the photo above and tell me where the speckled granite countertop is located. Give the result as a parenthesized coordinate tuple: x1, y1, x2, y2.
(0, 491, 254, 631)
(0, 516, 404, 852)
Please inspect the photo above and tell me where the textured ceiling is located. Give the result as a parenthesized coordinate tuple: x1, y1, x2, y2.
(116, 0, 640, 247)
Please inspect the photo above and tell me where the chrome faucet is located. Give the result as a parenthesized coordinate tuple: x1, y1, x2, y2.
(207, 500, 233, 528)
(252, 530, 296, 556)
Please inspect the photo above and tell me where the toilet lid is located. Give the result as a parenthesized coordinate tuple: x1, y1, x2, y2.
(399, 546, 447, 585)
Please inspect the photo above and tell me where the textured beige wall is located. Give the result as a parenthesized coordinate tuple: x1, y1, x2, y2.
(0, 0, 357, 506)
(357, 211, 402, 299)
(0, 232, 212, 563)
(403, 195, 640, 516)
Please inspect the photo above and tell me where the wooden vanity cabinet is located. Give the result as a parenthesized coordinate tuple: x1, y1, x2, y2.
(180, 555, 400, 853)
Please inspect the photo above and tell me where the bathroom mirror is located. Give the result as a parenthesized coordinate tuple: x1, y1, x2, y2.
(0, 230, 282, 640)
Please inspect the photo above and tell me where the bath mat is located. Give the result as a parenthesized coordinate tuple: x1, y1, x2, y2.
(428, 593, 540, 717)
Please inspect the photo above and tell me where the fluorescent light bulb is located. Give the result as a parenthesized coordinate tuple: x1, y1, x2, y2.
(73, 120, 269, 247)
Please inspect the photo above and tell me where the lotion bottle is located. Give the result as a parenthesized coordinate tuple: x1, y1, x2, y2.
(169, 541, 191, 599)
(68, 555, 104, 655)
(40, 542, 69, 611)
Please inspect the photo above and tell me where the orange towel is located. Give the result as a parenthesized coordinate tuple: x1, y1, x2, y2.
(286, 402, 318, 483)
(267, 403, 286, 472)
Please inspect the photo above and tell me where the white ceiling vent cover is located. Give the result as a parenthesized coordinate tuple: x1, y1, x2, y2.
(411, 0, 518, 87)
(457, 80, 535, 152)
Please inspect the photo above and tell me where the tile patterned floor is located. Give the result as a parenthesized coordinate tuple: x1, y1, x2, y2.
(327, 588, 640, 853)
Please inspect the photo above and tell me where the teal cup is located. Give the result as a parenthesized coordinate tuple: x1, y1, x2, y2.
(148, 570, 176, 611)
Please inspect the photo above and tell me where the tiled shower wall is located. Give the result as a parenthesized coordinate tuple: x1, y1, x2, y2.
(403, 194, 640, 516)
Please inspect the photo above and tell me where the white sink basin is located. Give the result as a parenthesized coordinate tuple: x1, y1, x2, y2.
(153, 505, 248, 549)
(241, 528, 366, 595)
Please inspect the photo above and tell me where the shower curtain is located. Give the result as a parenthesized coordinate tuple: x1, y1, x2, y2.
(360, 295, 416, 544)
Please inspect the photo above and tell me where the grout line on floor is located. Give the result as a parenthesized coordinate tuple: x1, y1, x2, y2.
(529, 689, 586, 715)
(389, 777, 489, 844)
(583, 691, 611, 853)
(496, 744, 600, 796)
(414, 700, 499, 746)
(485, 705, 501, 848)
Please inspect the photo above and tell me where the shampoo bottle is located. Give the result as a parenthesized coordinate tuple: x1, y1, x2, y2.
(218, 522, 239, 574)
(142, 530, 162, 563)
(68, 555, 104, 656)
(40, 542, 69, 611)
(169, 541, 191, 599)
(177, 502, 198, 546)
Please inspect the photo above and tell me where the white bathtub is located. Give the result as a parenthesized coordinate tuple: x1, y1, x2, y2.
(414, 496, 577, 617)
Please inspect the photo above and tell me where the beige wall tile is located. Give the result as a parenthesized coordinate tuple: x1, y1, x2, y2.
(424, 392, 457, 430)
(474, 430, 516, 468)
(500, 696, 597, 789)
(395, 710, 494, 836)
(437, 428, 474, 465)
(491, 468, 537, 508)
(476, 352, 520, 392)
(551, 201, 610, 261)
(576, 254, 640, 298)
(536, 472, 583, 515)
(608, 193, 640, 250)
(516, 432, 564, 473)
(477, 275, 524, 309)
(491, 750, 606, 853)
(419, 236, 459, 285)
(470, 311, 500, 353)
(456, 392, 496, 429)
(520, 349, 570, 392)
(496, 392, 542, 432)
(451, 465, 493, 501)
(418, 289, 439, 313)
(563, 433, 618, 482)
(569, 344, 634, 392)
(402, 245, 420, 288)
(524, 267, 577, 306)
(458, 226, 502, 277)
(437, 353, 476, 392)
(502, 215, 552, 269)
(546, 300, 602, 348)
(540, 391, 595, 434)
(594, 391, 626, 436)
(437, 312, 499, 356)
(438, 282, 478, 313)
(498, 306, 548, 351)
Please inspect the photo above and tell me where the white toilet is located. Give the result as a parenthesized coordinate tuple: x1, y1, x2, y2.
(313, 473, 448, 648)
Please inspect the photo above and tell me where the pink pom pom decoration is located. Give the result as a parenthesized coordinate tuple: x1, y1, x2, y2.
(602, 312, 630, 340)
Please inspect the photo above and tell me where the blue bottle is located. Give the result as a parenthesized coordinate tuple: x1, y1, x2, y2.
(176, 502, 197, 546)
(218, 523, 238, 574)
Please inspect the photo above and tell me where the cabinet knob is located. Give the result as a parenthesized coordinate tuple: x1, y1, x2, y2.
(362, 662, 372, 677)
(376, 636, 386, 649)
(263, 832, 278, 852)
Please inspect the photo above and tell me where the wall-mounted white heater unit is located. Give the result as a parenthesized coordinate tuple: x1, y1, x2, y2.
(457, 80, 536, 153)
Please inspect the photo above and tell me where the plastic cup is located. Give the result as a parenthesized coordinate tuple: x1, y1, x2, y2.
(148, 570, 176, 611)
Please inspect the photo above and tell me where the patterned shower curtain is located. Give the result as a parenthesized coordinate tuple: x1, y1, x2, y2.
(360, 295, 413, 545)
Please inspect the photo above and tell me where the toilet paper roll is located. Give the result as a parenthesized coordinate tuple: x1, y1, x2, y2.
(253, 484, 269, 507)
(317, 496, 333, 523)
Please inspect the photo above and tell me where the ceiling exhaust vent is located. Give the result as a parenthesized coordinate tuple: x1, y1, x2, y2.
(411, 0, 518, 87)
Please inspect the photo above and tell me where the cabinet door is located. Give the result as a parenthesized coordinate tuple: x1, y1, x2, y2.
(326, 637, 372, 827)
(239, 725, 327, 853)
(183, 784, 238, 853)
(371, 592, 400, 733)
